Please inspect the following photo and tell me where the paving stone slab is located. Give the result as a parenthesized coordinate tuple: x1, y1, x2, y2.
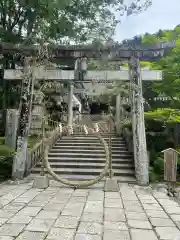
(18, 206, 42, 216)
(123, 201, 140, 206)
(0, 218, 8, 226)
(137, 195, 155, 200)
(27, 201, 48, 207)
(121, 196, 138, 201)
(46, 228, 75, 240)
(81, 212, 103, 223)
(74, 234, 101, 240)
(171, 214, 180, 223)
(104, 208, 126, 222)
(0, 210, 15, 219)
(0, 223, 26, 237)
(165, 207, 180, 214)
(43, 203, 65, 211)
(84, 202, 103, 213)
(13, 198, 34, 204)
(35, 210, 60, 220)
(68, 197, 87, 203)
(49, 198, 68, 205)
(77, 222, 102, 235)
(0, 236, 14, 240)
(146, 210, 169, 219)
(139, 199, 158, 204)
(124, 202, 144, 212)
(26, 219, 54, 232)
(87, 195, 104, 201)
(155, 226, 180, 239)
(16, 231, 46, 240)
(103, 230, 130, 240)
(8, 215, 32, 224)
(150, 217, 175, 227)
(104, 221, 128, 231)
(105, 192, 120, 199)
(128, 220, 152, 229)
(3, 203, 25, 212)
(125, 212, 148, 220)
(104, 199, 123, 208)
(61, 207, 84, 217)
(55, 216, 79, 228)
(142, 203, 163, 211)
(158, 199, 179, 207)
(130, 229, 158, 240)
(153, 192, 169, 199)
(121, 194, 138, 201)
(72, 190, 89, 197)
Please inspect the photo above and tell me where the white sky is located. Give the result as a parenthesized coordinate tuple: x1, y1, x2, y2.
(115, 0, 180, 42)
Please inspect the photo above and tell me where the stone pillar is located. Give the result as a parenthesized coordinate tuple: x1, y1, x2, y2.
(12, 57, 32, 180)
(30, 91, 45, 134)
(5, 109, 19, 149)
(128, 65, 137, 169)
(68, 83, 74, 126)
(116, 93, 121, 134)
(129, 56, 149, 185)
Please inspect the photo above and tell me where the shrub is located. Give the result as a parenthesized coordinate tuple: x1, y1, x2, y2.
(0, 155, 13, 181)
(0, 137, 14, 182)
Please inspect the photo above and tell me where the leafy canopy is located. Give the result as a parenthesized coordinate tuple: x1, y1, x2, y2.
(0, 0, 152, 43)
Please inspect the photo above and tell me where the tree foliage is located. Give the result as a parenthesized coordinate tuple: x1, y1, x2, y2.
(0, 0, 152, 43)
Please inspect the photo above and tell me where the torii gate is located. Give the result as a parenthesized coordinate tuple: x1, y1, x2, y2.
(1, 41, 175, 185)
(4, 67, 162, 125)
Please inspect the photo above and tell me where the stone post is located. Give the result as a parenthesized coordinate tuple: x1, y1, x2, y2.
(128, 65, 137, 170)
(30, 91, 45, 133)
(129, 56, 149, 185)
(12, 57, 32, 180)
(116, 93, 121, 134)
(67, 83, 74, 126)
(5, 109, 19, 149)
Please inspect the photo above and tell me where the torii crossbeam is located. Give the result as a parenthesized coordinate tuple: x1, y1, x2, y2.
(4, 69, 162, 81)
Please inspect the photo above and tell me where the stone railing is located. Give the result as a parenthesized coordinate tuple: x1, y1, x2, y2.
(97, 120, 110, 133)
(122, 128, 133, 154)
(25, 141, 43, 176)
(25, 121, 62, 176)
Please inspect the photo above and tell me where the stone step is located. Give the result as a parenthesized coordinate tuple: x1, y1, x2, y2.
(32, 167, 134, 176)
(36, 162, 134, 169)
(50, 149, 129, 154)
(29, 173, 136, 183)
(48, 152, 132, 159)
(62, 136, 123, 139)
(31, 133, 135, 183)
(54, 142, 126, 147)
(48, 157, 133, 163)
(57, 138, 124, 141)
(52, 146, 127, 150)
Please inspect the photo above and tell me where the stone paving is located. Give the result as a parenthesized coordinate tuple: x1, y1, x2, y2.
(0, 180, 180, 239)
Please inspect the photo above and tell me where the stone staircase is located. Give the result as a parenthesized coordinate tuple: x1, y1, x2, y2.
(31, 133, 136, 183)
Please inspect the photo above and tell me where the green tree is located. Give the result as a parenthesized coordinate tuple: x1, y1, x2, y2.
(0, 0, 152, 43)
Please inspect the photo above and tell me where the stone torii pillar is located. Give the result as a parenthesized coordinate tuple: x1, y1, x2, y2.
(67, 83, 74, 126)
(128, 55, 149, 185)
(68, 57, 87, 125)
(115, 93, 121, 134)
